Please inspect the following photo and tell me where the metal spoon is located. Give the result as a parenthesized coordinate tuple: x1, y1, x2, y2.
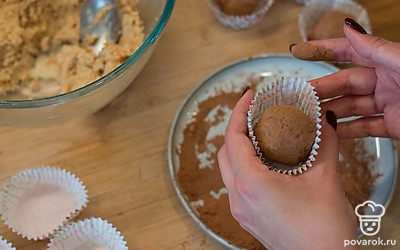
(80, 0, 122, 55)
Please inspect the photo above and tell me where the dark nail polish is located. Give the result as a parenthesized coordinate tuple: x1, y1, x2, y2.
(240, 87, 250, 98)
(289, 43, 297, 53)
(326, 110, 337, 131)
(345, 18, 367, 34)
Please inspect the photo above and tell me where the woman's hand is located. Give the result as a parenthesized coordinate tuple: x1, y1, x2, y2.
(291, 18, 400, 139)
(217, 90, 358, 250)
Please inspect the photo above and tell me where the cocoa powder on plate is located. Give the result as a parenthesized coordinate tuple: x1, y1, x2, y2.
(177, 87, 379, 249)
(177, 90, 265, 249)
(339, 139, 380, 213)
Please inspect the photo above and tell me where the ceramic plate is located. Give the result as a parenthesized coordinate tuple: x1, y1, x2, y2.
(168, 54, 398, 249)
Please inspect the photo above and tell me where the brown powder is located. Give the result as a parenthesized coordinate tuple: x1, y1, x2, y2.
(339, 139, 380, 214)
(177, 87, 379, 249)
(292, 43, 337, 61)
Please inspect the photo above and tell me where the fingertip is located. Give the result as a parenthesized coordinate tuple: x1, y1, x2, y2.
(289, 42, 338, 61)
(343, 19, 373, 55)
(240, 88, 255, 100)
(240, 87, 250, 98)
(344, 18, 367, 34)
(344, 25, 400, 71)
(234, 88, 255, 113)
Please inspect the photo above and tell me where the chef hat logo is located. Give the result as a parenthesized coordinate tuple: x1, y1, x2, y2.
(355, 200, 385, 218)
(355, 200, 385, 236)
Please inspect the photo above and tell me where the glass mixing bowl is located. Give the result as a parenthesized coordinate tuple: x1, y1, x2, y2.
(0, 0, 175, 127)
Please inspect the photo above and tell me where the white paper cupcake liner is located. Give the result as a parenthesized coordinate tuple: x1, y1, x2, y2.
(47, 217, 127, 250)
(206, 0, 274, 30)
(247, 77, 322, 175)
(0, 166, 88, 240)
(298, 0, 372, 42)
(0, 236, 15, 250)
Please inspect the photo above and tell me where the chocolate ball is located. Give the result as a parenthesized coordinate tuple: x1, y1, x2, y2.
(216, 0, 261, 15)
(309, 11, 354, 40)
(254, 105, 316, 165)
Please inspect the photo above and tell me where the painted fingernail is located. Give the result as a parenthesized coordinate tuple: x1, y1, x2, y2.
(345, 18, 367, 34)
(326, 110, 337, 131)
(289, 43, 297, 53)
(240, 87, 250, 98)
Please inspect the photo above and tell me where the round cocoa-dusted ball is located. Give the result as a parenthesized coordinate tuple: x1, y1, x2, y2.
(254, 105, 316, 165)
(309, 11, 354, 40)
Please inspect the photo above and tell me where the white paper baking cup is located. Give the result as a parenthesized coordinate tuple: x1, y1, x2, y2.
(47, 217, 127, 250)
(0, 166, 88, 240)
(206, 0, 274, 30)
(247, 77, 322, 175)
(298, 0, 372, 42)
(0, 236, 15, 250)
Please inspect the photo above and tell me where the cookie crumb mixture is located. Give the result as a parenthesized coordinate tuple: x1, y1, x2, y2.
(0, 0, 144, 97)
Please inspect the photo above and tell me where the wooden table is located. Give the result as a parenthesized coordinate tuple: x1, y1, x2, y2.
(0, 0, 399, 249)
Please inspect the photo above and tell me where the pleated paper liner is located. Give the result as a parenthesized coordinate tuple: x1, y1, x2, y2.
(247, 77, 322, 175)
(47, 217, 127, 250)
(206, 0, 274, 30)
(0, 166, 88, 240)
(298, 0, 371, 42)
(0, 235, 15, 250)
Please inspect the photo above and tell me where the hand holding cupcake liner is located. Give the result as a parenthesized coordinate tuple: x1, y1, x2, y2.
(248, 77, 322, 175)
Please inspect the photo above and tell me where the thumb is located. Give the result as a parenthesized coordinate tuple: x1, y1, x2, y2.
(314, 110, 339, 172)
(344, 20, 400, 72)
